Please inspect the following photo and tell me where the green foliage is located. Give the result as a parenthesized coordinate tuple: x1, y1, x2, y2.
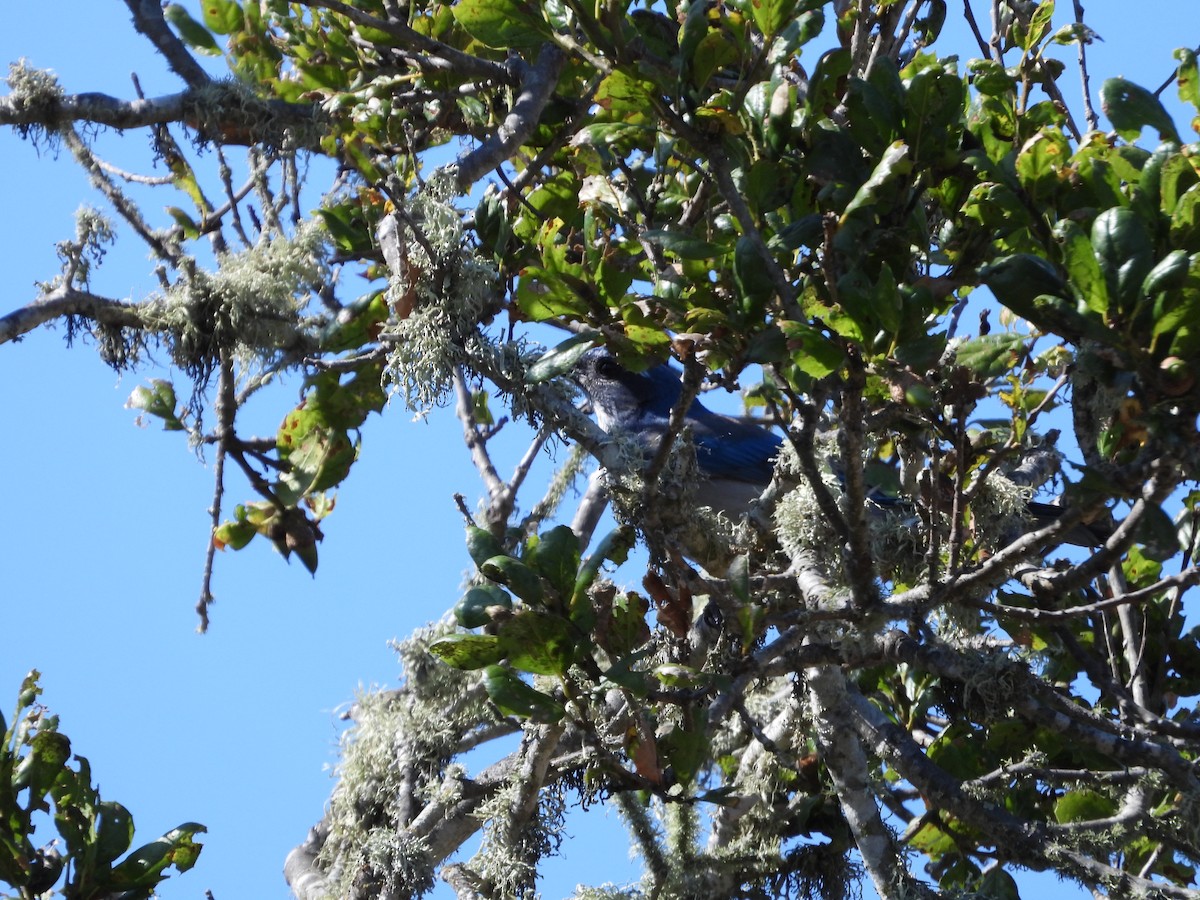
(0, 673, 204, 899)
(13, 0, 1200, 897)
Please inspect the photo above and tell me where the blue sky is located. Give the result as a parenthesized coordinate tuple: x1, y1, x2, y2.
(0, 4, 1196, 899)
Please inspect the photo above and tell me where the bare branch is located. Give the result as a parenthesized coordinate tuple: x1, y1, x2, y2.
(454, 45, 566, 189)
(123, 0, 212, 88)
(0, 286, 142, 345)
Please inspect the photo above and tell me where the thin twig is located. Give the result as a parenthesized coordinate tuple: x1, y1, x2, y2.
(1072, 1, 1100, 131)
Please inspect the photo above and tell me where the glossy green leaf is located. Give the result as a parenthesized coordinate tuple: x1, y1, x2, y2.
(841, 141, 912, 221)
(1091, 207, 1155, 313)
(200, 0, 242, 35)
(523, 525, 581, 601)
(480, 555, 545, 604)
(955, 333, 1027, 378)
(525, 333, 600, 384)
(977, 867, 1021, 899)
(428, 633, 506, 670)
(1053, 789, 1115, 824)
(482, 666, 565, 722)
(1101, 77, 1181, 143)
(466, 525, 506, 568)
(1170, 183, 1200, 251)
(748, 0, 797, 39)
(642, 228, 727, 260)
(1054, 219, 1108, 315)
(163, 4, 222, 55)
(498, 610, 576, 675)
(108, 824, 206, 891)
(95, 801, 135, 865)
(451, 0, 550, 49)
(453, 585, 513, 629)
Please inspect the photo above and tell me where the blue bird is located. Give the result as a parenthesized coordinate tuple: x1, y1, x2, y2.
(572, 347, 782, 518)
(572, 347, 1110, 549)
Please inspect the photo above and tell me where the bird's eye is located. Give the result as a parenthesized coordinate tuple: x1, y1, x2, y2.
(595, 356, 622, 380)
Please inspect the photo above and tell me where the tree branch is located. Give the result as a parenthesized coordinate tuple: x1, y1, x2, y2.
(123, 0, 212, 88)
(0, 286, 143, 345)
(454, 45, 566, 189)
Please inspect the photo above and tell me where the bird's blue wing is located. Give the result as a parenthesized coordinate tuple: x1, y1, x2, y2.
(688, 408, 782, 484)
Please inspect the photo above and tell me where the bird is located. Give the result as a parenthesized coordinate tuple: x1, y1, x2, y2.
(571, 347, 1111, 550)
(572, 347, 782, 518)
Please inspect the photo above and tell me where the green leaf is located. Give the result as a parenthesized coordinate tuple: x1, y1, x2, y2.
(18, 731, 71, 800)
(451, 0, 550, 49)
(108, 824, 206, 891)
(733, 235, 775, 316)
(498, 611, 576, 675)
(482, 666, 565, 722)
(163, 4, 222, 55)
(1133, 502, 1182, 561)
(1171, 182, 1200, 252)
(571, 526, 636, 626)
(955, 333, 1027, 378)
(597, 591, 651, 657)
(642, 228, 728, 260)
(1016, 129, 1070, 201)
(841, 141, 912, 221)
(200, 0, 242, 35)
(1175, 48, 1200, 115)
(595, 70, 657, 123)
(213, 518, 256, 551)
(1053, 219, 1108, 315)
(466, 525, 506, 568)
(1053, 789, 1115, 823)
(480, 555, 545, 604)
(1142, 250, 1190, 297)
(779, 320, 845, 378)
(428, 634, 506, 670)
(523, 525, 581, 601)
(526, 333, 601, 383)
(319, 293, 388, 353)
(453, 585, 513, 629)
(748, 0, 798, 39)
(516, 269, 591, 321)
(657, 720, 709, 784)
(95, 801, 135, 865)
(977, 867, 1021, 899)
(126, 380, 185, 431)
(276, 408, 357, 504)
(1101, 78, 1181, 143)
(165, 206, 200, 239)
(969, 59, 1016, 97)
(1091, 207, 1155, 314)
(1017, 0, 1055, 51)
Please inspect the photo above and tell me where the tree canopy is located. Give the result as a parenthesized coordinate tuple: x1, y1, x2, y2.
(4, 1, 1200, 898)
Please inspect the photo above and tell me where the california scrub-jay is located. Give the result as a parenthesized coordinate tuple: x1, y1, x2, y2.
(572, 347, 1109, 548)
(573, 347, 782, 518)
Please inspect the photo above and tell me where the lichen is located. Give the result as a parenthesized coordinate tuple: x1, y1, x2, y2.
(381, 168, 500, 415)
(6, 59, 64, 143)
(317, 620, 500, 899)
(140, 219, 328, 381)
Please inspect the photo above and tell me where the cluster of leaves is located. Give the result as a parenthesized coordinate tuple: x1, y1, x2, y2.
(0, 672, 204, 899)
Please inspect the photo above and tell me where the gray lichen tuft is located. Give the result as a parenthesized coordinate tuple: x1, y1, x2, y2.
(141, 220, 328, 381)
(382, 168, 499, 415)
